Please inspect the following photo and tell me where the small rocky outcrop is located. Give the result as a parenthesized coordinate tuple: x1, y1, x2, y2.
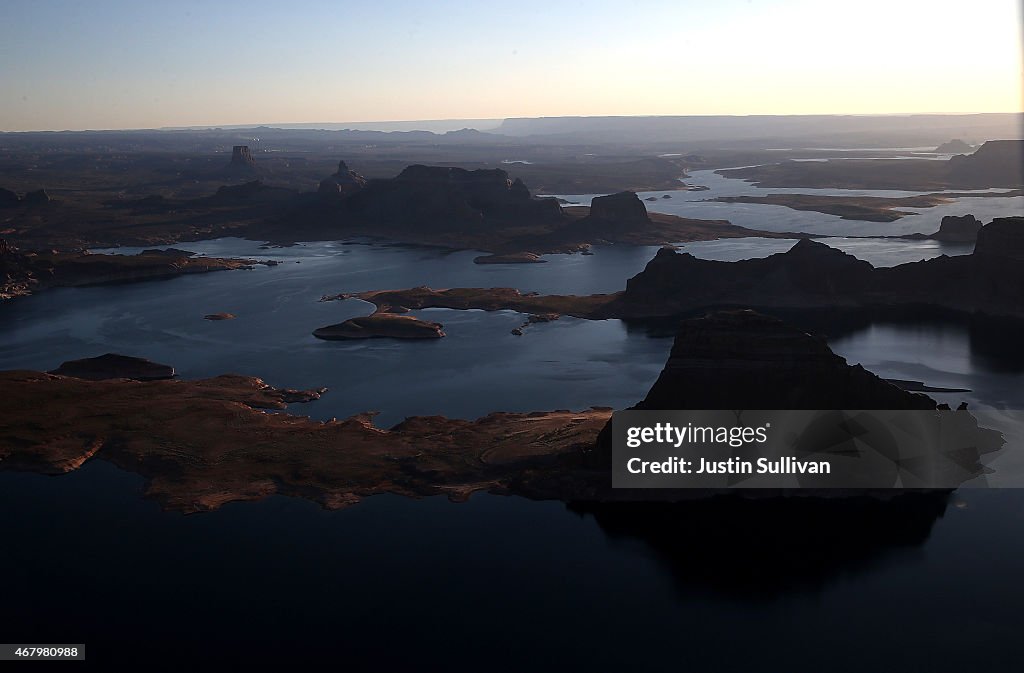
(931, 214, 982, 242)
(473, 252, 546, 264)
(318, 160, 367, 196)
(0, 187, 19, 207)
(49, 353, 176, 381)
(23, 189, 50, 205)
(278, 387, 328, 403)
(313, 313, 445, 340)
(586, 191, 650, 226)
(141, 247, 195, 257)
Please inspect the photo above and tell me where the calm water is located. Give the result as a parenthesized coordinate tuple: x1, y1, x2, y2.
(2, 461, 1023, 670)
(558, 168, 1024, 237)
(2, 223, 1024, 669)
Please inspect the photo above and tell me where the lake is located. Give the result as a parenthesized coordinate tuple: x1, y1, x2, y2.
(1, 187, 1023, 670)
(558, 168, 1024, 237)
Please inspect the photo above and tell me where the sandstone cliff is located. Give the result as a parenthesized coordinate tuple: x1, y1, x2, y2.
(604, 218, 1024, 320)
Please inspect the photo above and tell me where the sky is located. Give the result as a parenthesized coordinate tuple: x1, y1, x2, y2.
(1, 0, 1021, 131)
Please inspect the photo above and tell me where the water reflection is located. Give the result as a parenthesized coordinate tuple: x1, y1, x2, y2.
(571, 493, 949, 600)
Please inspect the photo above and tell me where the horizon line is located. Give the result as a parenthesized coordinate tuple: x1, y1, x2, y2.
(3, 111, 1023, 135)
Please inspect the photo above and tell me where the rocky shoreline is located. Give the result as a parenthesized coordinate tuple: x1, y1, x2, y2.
(0, 239, 266, 300)
(312, 217, 1024, 330)
(0, 311, 1002, 513)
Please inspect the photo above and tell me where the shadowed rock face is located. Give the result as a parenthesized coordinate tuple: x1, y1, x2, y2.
(975, 216, 1024, 260)
(636, 310, 935, 411)
(589, 309, 976, 467)
(606, 238, 874, 317)
(605, 218, 1024, 320)
(345, 164, 564, 225)
(932, 214, 982, 242)
(587, 191, 650, 224)
(229, 145, 256, 168)
(948, 140, 1023, 187)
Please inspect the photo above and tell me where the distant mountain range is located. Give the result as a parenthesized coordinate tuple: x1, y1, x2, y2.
(13, 113, 1020, 149)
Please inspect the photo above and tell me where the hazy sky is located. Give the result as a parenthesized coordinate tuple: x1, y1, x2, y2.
(1, 0, 1021, 131)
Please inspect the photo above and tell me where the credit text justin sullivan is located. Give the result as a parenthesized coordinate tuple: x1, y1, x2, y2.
(626, 456, 831, 475)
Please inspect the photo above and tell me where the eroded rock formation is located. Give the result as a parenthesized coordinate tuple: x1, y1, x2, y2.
(635, 310, 936, 411)
(931, 214, 982, 242)
(345, 164, 564, 226)
(603, 218, 1024, 320)
(318, 160, 367, 196)
(229, 145, 256, 169)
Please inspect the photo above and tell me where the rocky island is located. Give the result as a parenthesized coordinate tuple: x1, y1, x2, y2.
(1, 238, 261, 300)
(313, 313, 446, 340)
(49, 353, 176, 381)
